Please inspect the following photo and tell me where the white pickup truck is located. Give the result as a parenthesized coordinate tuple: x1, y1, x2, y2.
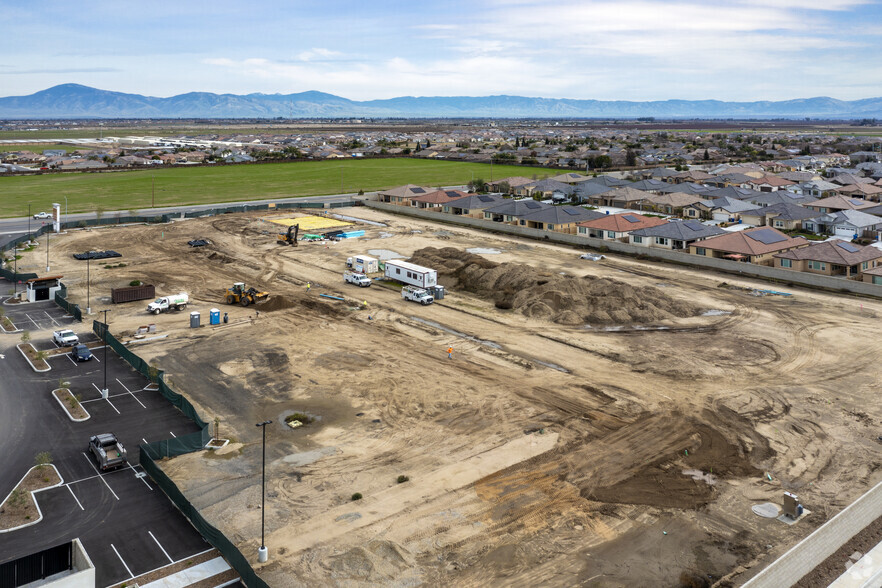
(147, 292, 189, 314)
(53, 329, 79, 346)
(401, 285, 434, 305)
(89, 433, 127, 471)
(343, 271, 372, 288)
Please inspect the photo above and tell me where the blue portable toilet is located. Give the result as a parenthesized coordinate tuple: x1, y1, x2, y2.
(209, 308, 220, 325)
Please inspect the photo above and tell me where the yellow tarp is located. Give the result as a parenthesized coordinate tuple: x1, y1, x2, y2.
(270, 216, 352, 230)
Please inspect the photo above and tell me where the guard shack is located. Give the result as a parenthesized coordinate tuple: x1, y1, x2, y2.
(25, 275, 63, 302)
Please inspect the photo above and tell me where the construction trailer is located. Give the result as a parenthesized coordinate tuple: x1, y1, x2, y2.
(346, 255, 379, 274)
(384, 260, 437, 289)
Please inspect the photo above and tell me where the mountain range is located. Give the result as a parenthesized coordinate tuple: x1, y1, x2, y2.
(2, 84, 882, 119)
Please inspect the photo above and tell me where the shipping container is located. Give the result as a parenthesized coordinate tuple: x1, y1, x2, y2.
(111, 284, 155, 304)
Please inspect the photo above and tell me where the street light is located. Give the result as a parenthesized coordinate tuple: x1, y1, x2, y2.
(255, 419, 272, 563)
(45, 230, 50, 273)
(152, 175, 155, 209)
(101, 309, 110, 399)
(27, 204, 31, 238)
(86, 257, 91, 315)
(63, 195, 68, 219)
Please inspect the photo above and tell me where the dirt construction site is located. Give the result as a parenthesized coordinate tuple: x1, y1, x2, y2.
(16, 206, 882, 587)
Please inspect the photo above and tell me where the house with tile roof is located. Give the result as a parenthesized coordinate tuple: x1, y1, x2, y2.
(576, 213, 668, 241)
(482, 199, 552, 224)
(739, 202, 820, 231)
(378, 184, 434, 205)
(837, 183, 882, 202)
(410, 189, 469, 210)
(628, 220, 727, 250)
(684, 197, 756, 222)
(860, 265, 882, 285)
(804, 195, 877, 214)
(593, 186, 653, 208)
(520, 206, 605, 233)
(773, 240, 882, 277)
(799, 180, 841, 198)
(688, 227, 809, 264)
(643, 192, 707, 216)
(803, 209, 882, 239)
(442, 193, 505, 218)
(745, 176, 796, 192)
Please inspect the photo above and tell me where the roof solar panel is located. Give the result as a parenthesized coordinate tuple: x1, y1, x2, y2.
(478, 195, 494, 202)
(746, 228, 788, 244)
(445, 191, 459, 197)
(850, 199, 865, 206)
(622, 214, 640, 223)
(524, 201, 541, 209)
(563, 207, 581, 216)
(684, 221, 706, 231)
(411, 187, 425, 194)
(836, 241, 860, 253)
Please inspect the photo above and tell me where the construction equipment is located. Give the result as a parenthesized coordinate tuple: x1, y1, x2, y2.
(277, 224, 299, 246)
(225, 282, 269, 307)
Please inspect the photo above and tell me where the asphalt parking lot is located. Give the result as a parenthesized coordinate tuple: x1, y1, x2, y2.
(2, 299, 75, 331)
(0, 299, 222, 587)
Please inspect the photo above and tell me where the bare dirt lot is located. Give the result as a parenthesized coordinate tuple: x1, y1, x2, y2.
(18, 208, 882, 587)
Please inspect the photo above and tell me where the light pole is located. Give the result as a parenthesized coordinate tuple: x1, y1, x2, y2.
(101, 309, 110, 399)
(12, 245, 17, 295)
(27, 204, 31, 238)
(256, 419, 272, 563)
(86, 257, 91, 315)
(63, 195, 68, 219)
(45, 230, 50, 273)
(152, 175, 155, 209)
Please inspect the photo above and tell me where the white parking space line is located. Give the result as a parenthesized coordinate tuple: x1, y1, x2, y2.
(169, 431, 176, 438)
(90, 382, 120, 414)
(65, 353, 77, 366)
(142, 438, 149, 446)
(118, 378, 146, 409)
(149, 531, 174, 564)
(81, 453, 120, 500)
(23, 313, 41, 329)
(129, 464, 152, 490)
(111, 543, 135, 579)
(66, 484, 85, 511)
(42, 310, 61, 327)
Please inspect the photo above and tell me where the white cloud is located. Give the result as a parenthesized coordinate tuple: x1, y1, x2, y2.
(294, 48, 343, 62)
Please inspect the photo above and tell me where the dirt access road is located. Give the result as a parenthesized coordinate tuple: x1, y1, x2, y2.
(20, 208, 882, 587)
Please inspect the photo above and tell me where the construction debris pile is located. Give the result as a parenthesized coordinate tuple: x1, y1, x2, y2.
(409, 247, 703, 324)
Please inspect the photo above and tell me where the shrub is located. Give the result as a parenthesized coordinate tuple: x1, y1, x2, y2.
(351, 492, 363, 501)
(285, 413, 314, 426)
(397, 475, 409, 484)
(34, 452, 52, 468)
(129, 280, 142, 287)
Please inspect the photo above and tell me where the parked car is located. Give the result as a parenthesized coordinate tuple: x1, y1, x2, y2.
(88, 434, 127, 471)
(71, 344, 92, 362)
(579, 253, 606, 261)
(53, 329, 79, 346)
(33, 211, 52, 219)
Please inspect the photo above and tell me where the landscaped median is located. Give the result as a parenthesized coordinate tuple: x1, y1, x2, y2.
(16, 343, 50, 372)
(0, 310, 17, 333)
(53, 387, 90, 421)
(0, 462, 63, 533)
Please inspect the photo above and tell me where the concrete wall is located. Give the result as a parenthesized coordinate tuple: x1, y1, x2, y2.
(364, 201, 882, 298)
(37, 538, 95, 588)
(743, 478, 882, 587)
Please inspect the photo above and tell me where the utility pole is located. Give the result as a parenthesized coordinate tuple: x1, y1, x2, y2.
(45, 230, 50, 273)
(101, 309, 110, 398)
(86, 257, 91, 315)
(152, 175, 155, 208)
(27, 204, 31, 237)
(256, 420, 272, 563)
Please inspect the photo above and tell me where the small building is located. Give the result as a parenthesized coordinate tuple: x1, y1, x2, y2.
(576, 213, 668, 241)
(26, 275, 64, 303)
(410, 189, 469, 210)
(378, 184, 433, 206)
(628, 220, 727, 250)
(689, 227, 808, 265)
(442, 193, 505, 217)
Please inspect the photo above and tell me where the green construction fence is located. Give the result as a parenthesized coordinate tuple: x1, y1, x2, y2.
(92, 320, 269, 588)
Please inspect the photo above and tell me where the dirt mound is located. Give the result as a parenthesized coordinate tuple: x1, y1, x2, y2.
(259, 296, 298, 312)
(409, 247, 702, 324)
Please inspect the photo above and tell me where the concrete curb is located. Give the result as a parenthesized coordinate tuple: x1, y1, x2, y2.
(52, 388, 91, 422)
(0, 464, 64, 534)
(17, 343, 51, 372)
(0, 319, 20, 334)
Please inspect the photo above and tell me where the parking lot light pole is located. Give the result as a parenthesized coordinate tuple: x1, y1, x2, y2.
(101, 309, 110, 399)
(46, 231, 50, 273)
(86, 257, 91, 315)
(256, 419, 272, 563)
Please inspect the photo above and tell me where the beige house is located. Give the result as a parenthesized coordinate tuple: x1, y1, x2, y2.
(774, 239, 882, 277)
(378, 184, 434, 206)
(577, 213, 668, 241)
(689, 227, 809, 265)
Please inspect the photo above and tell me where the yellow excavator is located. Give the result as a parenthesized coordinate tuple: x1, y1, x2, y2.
(224, 282, 269, 306)
(277, 224, 299, 246)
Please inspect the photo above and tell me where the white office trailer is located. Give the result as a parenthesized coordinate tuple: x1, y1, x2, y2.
(384, 260, 437, 289)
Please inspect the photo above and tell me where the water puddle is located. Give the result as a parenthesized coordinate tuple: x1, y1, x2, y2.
(367, 249, 404, 260)
(331, 214, 387, 227)
(466, 247, 501, 254)
(702, 309, 732, 316)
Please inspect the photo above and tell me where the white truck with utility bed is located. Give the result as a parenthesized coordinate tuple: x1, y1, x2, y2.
(401, 285, 434, 305)
(89, 433, 127, 471)
(53, 329, 79, 346)
(147, 292, 189, 314)
(344, 271, 372, 287)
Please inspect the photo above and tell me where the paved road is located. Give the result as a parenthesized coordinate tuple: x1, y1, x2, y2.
(0, 192, 372, 248)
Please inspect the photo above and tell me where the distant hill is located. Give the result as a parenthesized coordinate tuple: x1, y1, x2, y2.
(2, 84, 882, 119)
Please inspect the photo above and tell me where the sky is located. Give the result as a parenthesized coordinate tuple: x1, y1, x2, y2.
(2, 0, 882, 102)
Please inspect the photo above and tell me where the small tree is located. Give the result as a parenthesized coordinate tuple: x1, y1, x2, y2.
(148, 362, 160, 384)
(95, 205, 106, 222)
(20, 330, 31, 344)
(8, 488, 25, 508)
(34, 452, 52, 469)
(35, 350, 48, 362)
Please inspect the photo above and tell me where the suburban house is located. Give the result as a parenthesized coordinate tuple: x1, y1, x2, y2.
(837, 183, 882, 202)
(409, 189, 469, 210)
(773, 240, 882, 278)
(525, 179, 576, 200)
(442, 193, 505, 217)
(804, 195, 878, 214)
(628, 220, 727, 250)
(745, 191, 818, 208)
(486, 177, 532, 193)
(576, 213, 668, 241)
(551, 172, 593, 184)
(860, 266, 882, 285)
(378, 184, 434, 205)
(803, 209, 882, 239)
(739, 203, 820, 231)
(483, 199, 551, 224)
(704, 186, 764, 201)
(594, 186, 652, 208)
(519, 206, 605, 233)
(671, 170, 714, 184)
(745, 176, 796, 192)
(800, 180, 841, 198)
(689, 227, 809, 264)
(643, 192, 706, 215)
(572, 182, 615, 204)
(684, 197, 756, 222)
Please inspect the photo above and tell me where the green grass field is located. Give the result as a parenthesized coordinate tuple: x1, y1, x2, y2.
(0, 143, 81, 153)
(0, 158, 550, 218)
